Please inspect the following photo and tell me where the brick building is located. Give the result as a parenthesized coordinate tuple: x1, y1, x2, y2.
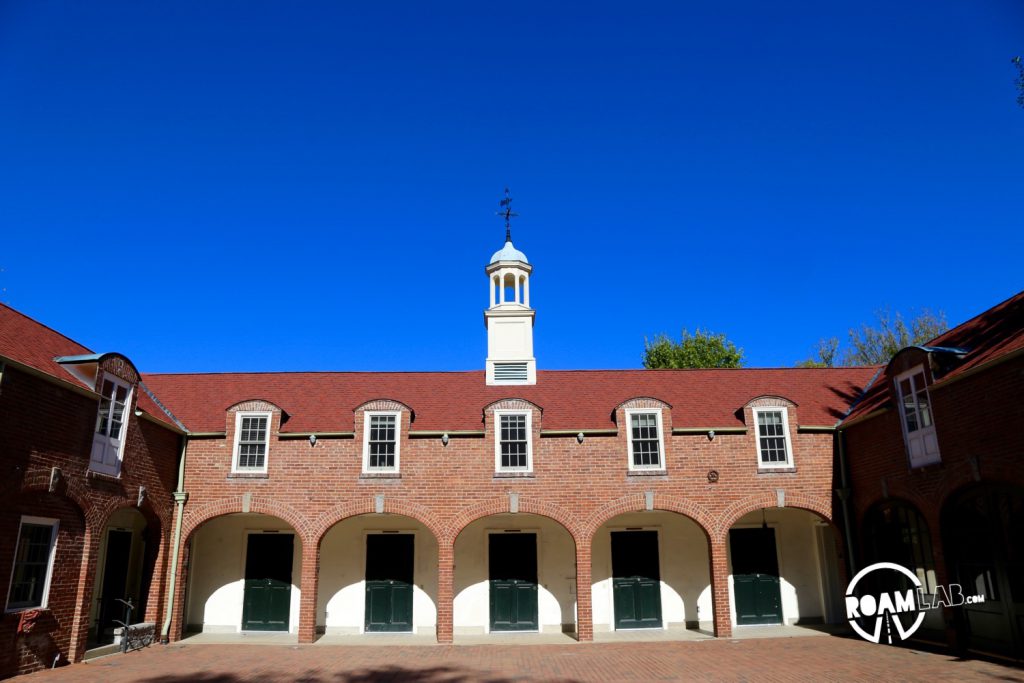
(1, 233, 1019, 677)
(840, 291, 1024, 657)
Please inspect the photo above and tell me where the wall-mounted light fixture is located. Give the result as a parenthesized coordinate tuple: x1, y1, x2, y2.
(134, 408, 143, 417)
(308, 434, 317, 447)
(576, 432, 584, 444)
(441, 433, 449, 446)
(707, 430, 715, 441)
(137, 485, 147, 507)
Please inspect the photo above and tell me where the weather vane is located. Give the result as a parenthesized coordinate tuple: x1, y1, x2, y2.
(496, 187, 518, 243)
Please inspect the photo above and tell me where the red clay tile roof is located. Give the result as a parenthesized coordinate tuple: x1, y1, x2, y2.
(0, 303, 179, 429)
(842, 290, 1024, 424)
(141, 367, 877, 434)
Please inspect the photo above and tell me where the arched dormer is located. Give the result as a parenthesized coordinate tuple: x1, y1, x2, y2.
(225, 399, 286, 476)
(616, 397, 672, 473)
(484, 398, 542, 475)
(354, 399, 413, 476)
(743, 395, 798, 471)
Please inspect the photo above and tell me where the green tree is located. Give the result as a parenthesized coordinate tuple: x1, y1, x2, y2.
(643, 328, 744, 369)
(1013, 56, 1024, 109)
(796, 309, 949, 367)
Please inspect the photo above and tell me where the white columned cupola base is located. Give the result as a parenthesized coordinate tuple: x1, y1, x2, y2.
(485, 240, 536, 386)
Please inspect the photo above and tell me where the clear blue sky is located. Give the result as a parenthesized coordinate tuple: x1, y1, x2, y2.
(1, 1, 1021, 372)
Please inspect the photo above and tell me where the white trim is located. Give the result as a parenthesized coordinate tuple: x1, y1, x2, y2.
(752, 406, 794, 469)
(231, 411, 272, 474)
(625, 408, 666, 472)
(362, 411, 402, 474)
(894, 366, 941, 468)
(89, 372, 132, 477)
(493, 409, 533, 473)
(5, 516, 59, 612)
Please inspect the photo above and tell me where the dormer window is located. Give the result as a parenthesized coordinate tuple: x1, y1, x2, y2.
(895, 367, 940, 467)
(753, 407, 793, 469)
(626, 409, 665, 471)
(363, 412, 400, 473)
(233, 412, 270, 473)
(495, 410, 532, 473)
(90, 373, 132, 476)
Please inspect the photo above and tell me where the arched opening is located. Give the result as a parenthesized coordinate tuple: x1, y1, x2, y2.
(453, 513, 576, 640)
(726, 508, 844, 630)
(591, 511, 711, 639)
(862, 499, 943, 641)
(184, 513, 301, 639)
(503, 273, 517, 305)
(316, 513, 438, 640)
(492, 275, 500, 307)
(941, 483, 1024, 656)
(86, 507, 161, 650)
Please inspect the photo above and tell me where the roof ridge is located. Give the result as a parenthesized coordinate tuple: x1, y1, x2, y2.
(0, 302, 93, 354)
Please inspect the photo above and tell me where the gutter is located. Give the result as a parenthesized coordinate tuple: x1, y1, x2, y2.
(160, 435, 189, 643)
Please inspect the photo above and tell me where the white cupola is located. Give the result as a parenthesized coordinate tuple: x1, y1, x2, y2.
(485, 190, 536, 385)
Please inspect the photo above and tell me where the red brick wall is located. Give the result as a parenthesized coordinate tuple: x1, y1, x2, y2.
(0, 364, 180, 678)
(170, 394, 842, 642)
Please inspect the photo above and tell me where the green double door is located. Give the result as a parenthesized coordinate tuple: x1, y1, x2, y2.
(730, 528, 782, 625)
(612, 530, 663, 629)
(489, 533, 538, 631)
(242, 534, 293, 631)
(365, 534, 415, 632)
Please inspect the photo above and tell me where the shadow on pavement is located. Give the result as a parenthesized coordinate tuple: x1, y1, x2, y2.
(139, 666, 581, 683)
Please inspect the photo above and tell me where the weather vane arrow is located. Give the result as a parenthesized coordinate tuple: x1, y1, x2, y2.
(496, 187, 518, 243)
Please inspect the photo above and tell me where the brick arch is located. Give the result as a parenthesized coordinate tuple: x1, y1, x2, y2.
(181, 495, 313, 544)
(936, 479, 1024, 519)
(443, 498, 580, 546)
(93, 497, 169, 537)
(311, 497, 445, 546)
(715, 492, 832, 540)
(11, 469, 97, 522)
(856, 493, 934, 532)
(581, 493, 716, 543)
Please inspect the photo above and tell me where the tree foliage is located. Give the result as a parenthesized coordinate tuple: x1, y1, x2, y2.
(796, 309, 949, 367)
(1014, 56, 1024, 109)
(643, 328, 744, 369)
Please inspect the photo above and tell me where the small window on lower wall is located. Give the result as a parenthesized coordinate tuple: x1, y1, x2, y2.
(754, 407, 793, 469)
(627, 409, 665, 471)
(233, 412, 271, 473)
(495, 410, 532, 473)
(6, 517, 59, 611)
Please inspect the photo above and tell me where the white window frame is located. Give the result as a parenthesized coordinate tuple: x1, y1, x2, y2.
(362, 411, 401, 474)
(626, 408, 666, 472)
(494, 409, 533, 473)
(895, 366, 941, 468)
(231, 411, 272, 474)
(752, 406, 794, 469)
(5, 516, 59, 612)
(89, 372, 132, 477)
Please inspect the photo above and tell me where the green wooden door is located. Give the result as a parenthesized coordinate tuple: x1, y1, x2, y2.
(611, 530, 662, 629)
(365, 534, 415, 632)
(242, 534, 293, 631)
(730, 528, 782, 626)
(489, 533, 538, 631)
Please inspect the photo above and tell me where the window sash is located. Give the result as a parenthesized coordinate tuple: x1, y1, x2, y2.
(367, 414, 397, 469)
(898, 371, 932, 434)
(756, 409, 791, 465)
(236, 415, 268, 470)
(630, 412, 661, 467)
(6, 521, 57, 611)
(498, 413, 529, 469)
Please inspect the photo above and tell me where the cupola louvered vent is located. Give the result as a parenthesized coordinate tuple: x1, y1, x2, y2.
(493, 362, 529, 383)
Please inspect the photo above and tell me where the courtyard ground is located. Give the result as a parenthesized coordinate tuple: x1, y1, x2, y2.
(20, 636, 1024, 682)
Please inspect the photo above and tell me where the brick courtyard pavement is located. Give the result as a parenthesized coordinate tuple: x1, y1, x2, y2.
(19, 637, 1024, 682)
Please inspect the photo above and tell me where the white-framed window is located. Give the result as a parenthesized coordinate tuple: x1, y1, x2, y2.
(90, 373, 132, 476)
(895, 367, 941, 468)
(494, 410, 532, 472)
(232, 412, 271, 473)
(362, 411, 401, 473)
(5, 516, 59, 612)
(626, 409, 665, 471)
(753, 407, 794, 468)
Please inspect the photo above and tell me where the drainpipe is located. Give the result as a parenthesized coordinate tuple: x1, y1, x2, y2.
(836, 429, 857, 576)
(160, 435, 189, 644)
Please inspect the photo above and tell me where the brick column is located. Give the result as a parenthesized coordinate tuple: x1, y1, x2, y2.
(436, 538, 454, 643)
(68, 523, 101, 663)
(575, 539, 593, 641)
(710, 535, 732, 638)
(298, 540, 319, 644)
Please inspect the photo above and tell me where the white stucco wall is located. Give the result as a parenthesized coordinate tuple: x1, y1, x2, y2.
(727, 507, 829, 626)
(186, 513, 302, 633)
(453, 514, 576, 634)
(591, 512, 712, 631)
(317, 514, 438, 635)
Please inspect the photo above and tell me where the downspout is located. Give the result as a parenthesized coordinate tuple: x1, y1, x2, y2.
(836, 428, 857, 576)
(160, 435, 189, 644)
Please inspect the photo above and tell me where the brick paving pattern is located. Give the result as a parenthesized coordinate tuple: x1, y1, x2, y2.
(18, 637, 1024, 682)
